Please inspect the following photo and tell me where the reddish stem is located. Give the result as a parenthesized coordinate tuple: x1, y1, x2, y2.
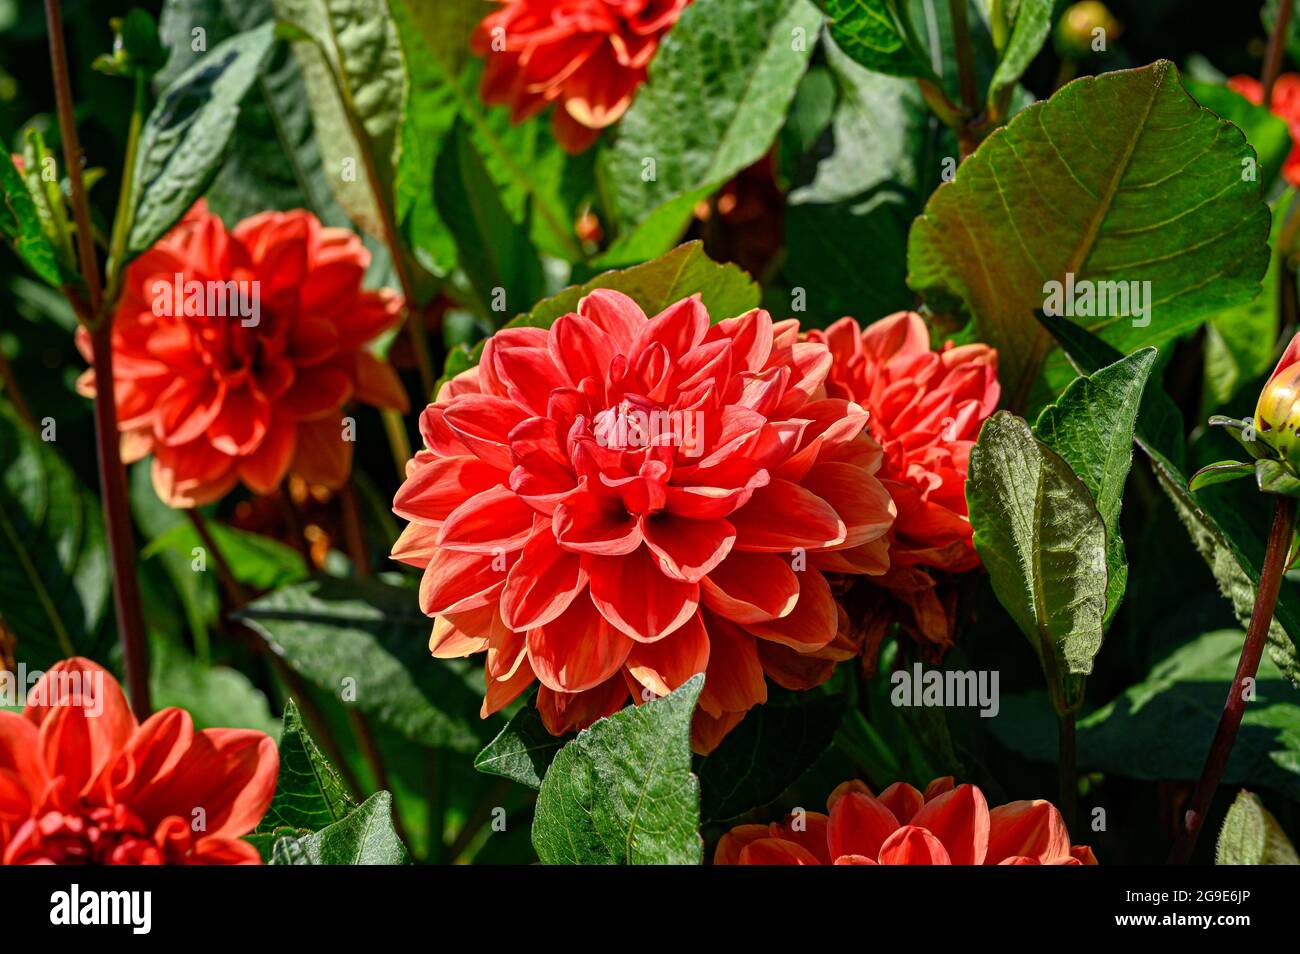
(1169, 495, 1297, 863)
(1263, 0, 1295, 108)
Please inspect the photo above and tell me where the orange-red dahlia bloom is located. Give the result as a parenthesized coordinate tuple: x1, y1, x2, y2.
(809, 313, 999, 573)
(392, 290, 895, 752)
(0, 659, 278, 864)
(715, 777, 1097, 865)
(472, 0, 691, 154)
(77, 201, 408, 508)
(1228, 74, 1300, 187)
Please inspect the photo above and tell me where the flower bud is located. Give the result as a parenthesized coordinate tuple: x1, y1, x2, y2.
(1054, 2, 1119, 59)
(1255, 333, 1300, 463)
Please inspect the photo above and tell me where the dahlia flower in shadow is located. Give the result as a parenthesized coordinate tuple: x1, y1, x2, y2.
(472, 0, 691, 154)
(715, 777, 1097, 865)
(0, 659, 278, 864)
(806, 313, 999, 667)
(77, 201, 408, 508)
(1227, 74, 1300, 187)
(392, 290, 895, 752)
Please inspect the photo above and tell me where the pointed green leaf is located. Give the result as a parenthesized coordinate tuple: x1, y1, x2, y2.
(987, 0, 1052, 112)
(967, 412, 1108, 708)
(258, 700, 357, 835)
(1189, 460, 1256, 491)
(813, 0, 938, 81)
(1257, 459, 1300, 497)
(128, 22, 277, 256)
(0, 153, 61, 286)
(532, 676, 703, 865)
(1034, 348, 1157, 622)
(271, 791, 408, 864)
(1217, 790, 1300, 865)
(474, 705, 568, 790)
(910, 61, 1270, 408)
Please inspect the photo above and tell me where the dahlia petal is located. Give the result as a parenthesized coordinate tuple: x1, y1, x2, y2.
(986, 799, 1073, 864)
(429, 616, 490, 658)
(419, 548, 507, 616)
(236, 419, 296, 495)
(291, 415, 352, 488)
(632, 296, 708, 356)
(535, 676, 629, 735)
(586, 547, 699, 642)
(800, 461, 895, 549)
(625, 611, 709, 697)
(26, 658, 135, 800)
(640, 513, 735, 583)
(730, 479, 846, 551)
(714, 308, 774, 373)
(353, 351, 409, 412)
(390, 521, 439, 568)
(500, 525, 588, 630)
(438, 484, 536, 553)
(445, 395, 530, 470)
(738, 838, 821, 865)
(876, 825, 953, 865)
(553, 492, 642, 554)
(747, 569, 838, 652)
(549, 313, 616, 386)
(909, 784, 990, 865)
(527, 595, 633, 693)
(877, 782, 926, 824)
(280, 366, 353, 422)
(394, 454, 503, 525)
(119, 708, 195, 796)
(697, 615, 766, 716)
(482, 662, 536, 718)
(577, 288, 644, 351)
(699, 551, 799, 624)
(208, 386, 271, 456)
(827, 790, 900, 862)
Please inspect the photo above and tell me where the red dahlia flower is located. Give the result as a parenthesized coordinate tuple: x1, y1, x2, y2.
(715, 777, 1097, 865)
(0, 659, 278, 864)
(77, 201, 408, 508)
(806, 313, 998, 667)
(1227, 75, 1300, 187)
(472, 0, 691, 154)
(392, 290, 895, 752)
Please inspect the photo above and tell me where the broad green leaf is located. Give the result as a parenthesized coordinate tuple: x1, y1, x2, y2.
(990, 632, 1300, 800)
(127, 22, 277, 257)
(909, 61, 1271, 409)
(602, 0, 821, 249)
(783, 34, 941, 324)
(156, 0, 349, 226)
(1216, 790, 1299, 865)
(142, 519, 308, 592)
(258, 700, 357, 834)
(150, 636, 279, 735)
(0, 153, 60, 285)
(986, 0, 1051, 113)
(1257, 459, 1300, 497)
(273, 0, 406, 238)
(0, 405, 110, 669)
(1189, 460, 1255, 491)
(1186, 81, 1291, 191)
(697, 687, 846, 822)
(434, 120, 545, 319)
(474, 705, 568, 790)
(814, 0, 938, 82)
(237, 578, 487, 753)
(967, 411, 1107, 710)
(1034, 348, 1157, 622)
(1042, 319, 1300, 685)
(518, 241, 760, 329)
(532, 675, 703, 865)
(271, 791, 408, 864)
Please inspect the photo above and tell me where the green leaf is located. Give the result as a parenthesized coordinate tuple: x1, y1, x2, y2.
(128, 22, 277, 257)
(991, 632, 1300, 800)
(519, 241, 760, 329)
(258, 700, 357, 834)
(697, 687, 846, 822)
(0, 405, 111, 669)
(602, 0, 821, 249)
(0, 153, 61, 286)
(434, 120, 545, 319)
(814, 0, 938, 82)
(1189, 460, 1256, 491)
(532, 675, 703, 865)
(156, 0, 350, 226)
(1257, 459, 1300, 497)
(986, 0, 1052, 113)
(1034, 348, 1157, 623)
(273, 0, 406, 238)
(1216, 790, 1300, 865)
(236, 577, 487, 753)
(271, 791, 408, 864)
(1186, 80, 1291, 191)
(1042, 319, 1300, 686)
(783, 34, 941, 324)
(967, 411, 1108, 710)
(909, 61, 1271, 408)
(473, 705, 568, 790)
(142, 519, 308, 592)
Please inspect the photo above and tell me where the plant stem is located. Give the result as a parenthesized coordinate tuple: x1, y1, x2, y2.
(46, 0, 150, 716)
(186, 509, 248, 607)
(1058, 709, 1078, 837)
(1169, 494, 1298, 864)
(1264, 0, 1295, 108)
(948, 0, 980, 127)
(0, 344, 35, 429)
(103, 71, 146, 306)
(381, 407, 413, 480)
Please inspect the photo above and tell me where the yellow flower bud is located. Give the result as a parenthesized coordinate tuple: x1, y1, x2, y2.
(1054, 2, 1119, 60)
(1255, 333, 1300, 464)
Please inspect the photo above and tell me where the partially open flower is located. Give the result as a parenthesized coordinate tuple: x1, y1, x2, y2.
(471, 0, 691, 154)
(0, 659, 278, 864)
(715, 776, 1097, 865)
(1227, 75, 1300, 188)
(1254, 332, 1300, 464)
(77, 202, 408, 508)
(392, 290, 895, 752)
